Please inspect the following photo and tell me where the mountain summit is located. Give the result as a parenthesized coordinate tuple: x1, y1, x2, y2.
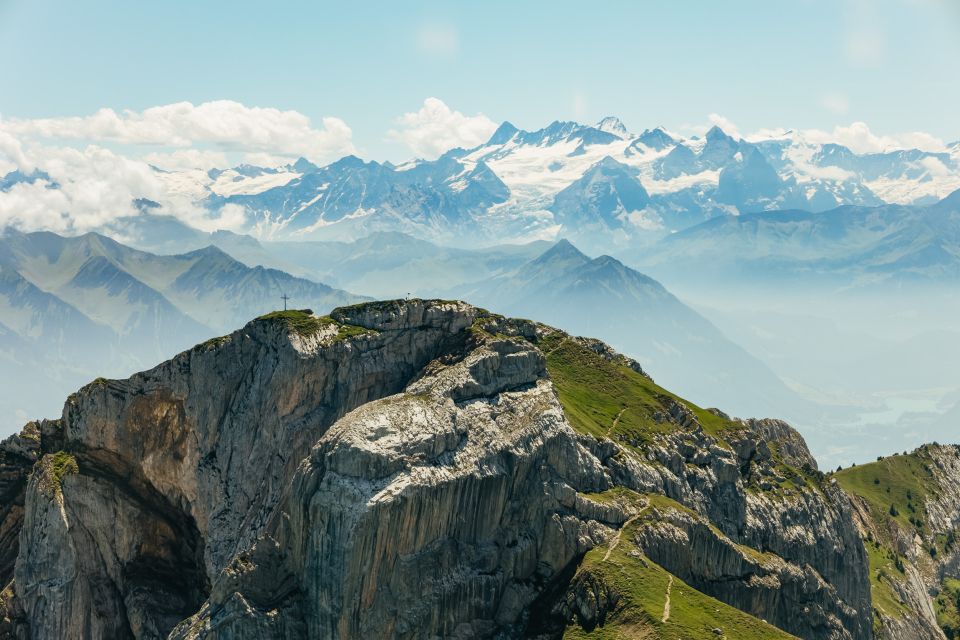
(0, 299, 875, 639)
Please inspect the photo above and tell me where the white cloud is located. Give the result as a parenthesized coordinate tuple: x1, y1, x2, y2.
(190, 203, 248, 233)
(0, 129, 33, 172)
(388, 97, 498, 159)
(0, 143, 166, 233)
(820, 93, 851, 116)
(241, 152, 297, 168)
(921, 156, 951, 177)
(142, 149, 229, 171)
(0, 100, 358, 235)
(1, 100, 355, 164)
(416, 21, 459, 57)
(802, 122, 946, 154)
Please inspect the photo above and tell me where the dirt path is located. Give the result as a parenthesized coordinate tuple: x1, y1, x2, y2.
(661, 574, 673, 623)
(605, 407, 626, 439)
(601, 506, 648, 562)
(543, 337, 570, 358)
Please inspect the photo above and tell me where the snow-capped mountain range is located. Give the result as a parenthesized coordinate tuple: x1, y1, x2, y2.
(5, 117, 960, 249)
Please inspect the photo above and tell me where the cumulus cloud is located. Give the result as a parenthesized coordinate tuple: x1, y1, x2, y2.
(0, 130, 33, 173)
(189, 203, 249, 233)
(142, 149, 229, 172)
(803, 122, 946, 154)
(388, 97, 498, 159)
(0, 100, 359, 235)
(1, 100, 355, 163)
(0, 143, 167, 233)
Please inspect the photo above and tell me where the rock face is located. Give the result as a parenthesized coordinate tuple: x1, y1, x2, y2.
(0, 300, 878, 639)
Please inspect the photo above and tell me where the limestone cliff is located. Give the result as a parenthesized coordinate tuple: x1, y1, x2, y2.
(0, 300, 881, 639)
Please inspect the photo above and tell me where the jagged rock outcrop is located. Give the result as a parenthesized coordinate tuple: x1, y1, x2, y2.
(0, 300, 877, 639)
(0, 423, 40, 636)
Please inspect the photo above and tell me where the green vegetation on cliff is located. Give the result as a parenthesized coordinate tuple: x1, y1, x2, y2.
(541, 335, 819, 638)
(835, 452, 935, 537)
(564, 497, 797, 640)
(835, 446, 959, 635)
(936, 578, 960, 639)
(38, 451, 79, 498)
(256, 309, 370, 341)
(539, 333, 742, 447)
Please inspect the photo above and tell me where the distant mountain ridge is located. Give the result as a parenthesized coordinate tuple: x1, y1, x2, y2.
(0, 228, 366, 432)
(633, 189, 960, 286)
(455, 239, 813, 421)
(5, 116, 959, 252)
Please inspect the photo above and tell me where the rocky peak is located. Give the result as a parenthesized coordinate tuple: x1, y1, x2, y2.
(0, 299, 876, 639)
(596, 116, 629, 139)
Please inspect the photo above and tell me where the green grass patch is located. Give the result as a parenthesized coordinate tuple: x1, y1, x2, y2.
(540, 334, 745, 449)
(257, 309, 371, 341)
(50, 451, 78, 483)
(835, 451, 943, 626)
(581, 487, 648, 507)
(936, 578, 960, 639)
(196, 334, 231, 350)
(834, 452, 935, 539)
(564, 518, 796, 639)
(257, 309, 326, 335)
(39, 451, 79, 497)
(863, 540, 909, 621)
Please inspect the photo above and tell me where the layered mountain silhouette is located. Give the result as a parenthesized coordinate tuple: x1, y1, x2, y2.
(636, 188, 960, 286)
(0, 228, 365, 431)
(456, 239, 812, 420)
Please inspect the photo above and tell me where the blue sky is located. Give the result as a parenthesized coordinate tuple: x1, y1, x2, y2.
(0, 0, 958, 162)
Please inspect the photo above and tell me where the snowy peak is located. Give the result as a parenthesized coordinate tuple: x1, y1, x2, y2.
(291, 157, 320, 174)
(487, 121, 519, 145)
(596, 116, 630, 139)
(509, 120, 622, 149)
(17, 113, 960, 250)
(550, 156, 652, 231)
(635, 127, 676, 151)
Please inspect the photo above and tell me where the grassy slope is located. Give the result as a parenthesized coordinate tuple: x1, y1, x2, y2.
(566, 490, 796, 640)
(936, 578, 960, 639)
(539, 333, 742, 446)
(834, 448, 954, 633)
(541, 333, 819, 500)
(539, 334, 800, 638)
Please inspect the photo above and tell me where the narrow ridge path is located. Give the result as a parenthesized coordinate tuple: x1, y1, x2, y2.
(543, 337, 570, 358)
(605, 407, 626, 439)
(601, 506, 647, 562)
(662, 575, 673, 623)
